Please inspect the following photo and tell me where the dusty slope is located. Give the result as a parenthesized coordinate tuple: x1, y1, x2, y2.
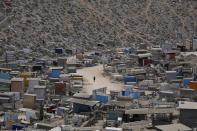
(0, 0, 196, 54)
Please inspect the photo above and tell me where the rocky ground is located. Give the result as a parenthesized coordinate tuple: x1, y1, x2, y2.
(0, 0, 196, 55)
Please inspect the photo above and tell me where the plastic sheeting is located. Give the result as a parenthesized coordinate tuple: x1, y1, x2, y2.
(123, 76, 137, 84)
(12, 124, 26, 130)
(96, 95, 109, 103)
(183, 78, 192, 86)
(49, 69, 61, 78)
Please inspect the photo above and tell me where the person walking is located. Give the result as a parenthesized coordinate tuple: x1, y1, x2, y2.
(93, 76, 96, 82)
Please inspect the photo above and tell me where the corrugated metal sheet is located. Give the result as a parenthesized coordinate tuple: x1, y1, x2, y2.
(166, 71, 177, 81)
(188, 81, 197, 90)
(67, 98, 99, 106)
(125, 108, 175, 114)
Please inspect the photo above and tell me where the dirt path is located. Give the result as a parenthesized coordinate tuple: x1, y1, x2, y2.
(77, 65, 123, 95)
(145, 0, 152, 23)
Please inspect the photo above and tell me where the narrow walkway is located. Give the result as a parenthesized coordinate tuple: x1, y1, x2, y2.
(77, 65, 123, 95)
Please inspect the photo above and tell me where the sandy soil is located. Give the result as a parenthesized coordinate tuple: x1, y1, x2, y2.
(77, 65, 123, 95)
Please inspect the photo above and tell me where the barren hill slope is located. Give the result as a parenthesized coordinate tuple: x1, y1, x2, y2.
(0, 0, 196, 54)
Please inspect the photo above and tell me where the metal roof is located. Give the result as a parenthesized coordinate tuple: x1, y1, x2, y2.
(151, 47, 162, 51)
(122, 120, 151, 129)
(137, 53, 152, 58)
(27, 78, 41, 81)
(155, 123, 192, 131)
(164, 50, 179, 54)
(11, 78, 24, 81)
(34, 85, 46, 89)
(67, 98, 99, 106)
(0, 79, 11, 84)
(50, 67, 63, 70)
(125, 108, 175, 114)
(108, 100, 132, 107)
(177, 101, 197, 110)
(0, 97, 10, 100)
(73, 93, 91, 99)
(159, 91, 174, 94)
(24, 93, 36, 96)
(0, 68, 12, 71)
(18, 108, 37, 112)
